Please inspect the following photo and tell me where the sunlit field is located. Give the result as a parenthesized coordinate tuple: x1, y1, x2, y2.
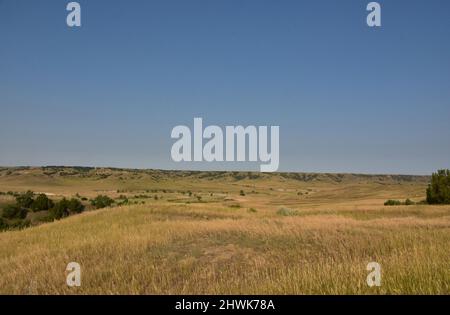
(0, 167, 448, 294)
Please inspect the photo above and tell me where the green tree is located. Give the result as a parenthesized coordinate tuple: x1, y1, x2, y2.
(16, 190, 34, 208)
(426, 169, 450, 204)
(31, 194, 54, 212)
(68, 198, 85, 214)
(49, 198, 70, 220)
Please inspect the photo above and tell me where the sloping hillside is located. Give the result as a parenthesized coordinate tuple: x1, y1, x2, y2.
(0, 167, 448, 294)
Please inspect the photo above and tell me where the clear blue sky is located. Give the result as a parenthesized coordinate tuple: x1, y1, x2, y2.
(1, 0, 449, 175)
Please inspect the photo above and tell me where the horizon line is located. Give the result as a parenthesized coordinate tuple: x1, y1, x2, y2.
(0, 165, 435, 177)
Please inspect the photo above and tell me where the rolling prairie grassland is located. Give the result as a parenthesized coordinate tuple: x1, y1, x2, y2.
(0, 167, 448, 294)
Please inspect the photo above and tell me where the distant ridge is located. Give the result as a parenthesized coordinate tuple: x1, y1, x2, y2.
(0, 166, 430, 184)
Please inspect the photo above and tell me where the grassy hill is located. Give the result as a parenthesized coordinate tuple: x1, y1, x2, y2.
(0, 167, 448, 294)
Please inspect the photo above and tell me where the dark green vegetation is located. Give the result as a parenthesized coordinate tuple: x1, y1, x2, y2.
(426, 169, 450, 204)
(384, 199, 402, 206)
(2, 204, 28, 219)
(49, 198, 85, 220)
(0, 190, 115, 231)
(31, 194, 54, 212)
(91, 195, 114, 209)
(384, 198, 420, 206)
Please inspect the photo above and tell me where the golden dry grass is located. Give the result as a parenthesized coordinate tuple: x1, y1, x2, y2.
(0, 167, 448, 294)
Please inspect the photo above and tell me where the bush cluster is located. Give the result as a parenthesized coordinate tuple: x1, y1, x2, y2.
(49, 198, 85, 220)
(16, 190, 34, 208)
(0, 191, 35, 231)
(384, 199, 402, 206)
(2, 204, 28, 219)
(384, 199, 416, 206)
(31, 194, 54, 212)
(90, 195, 114, 209)
(1, 191, 87, 230)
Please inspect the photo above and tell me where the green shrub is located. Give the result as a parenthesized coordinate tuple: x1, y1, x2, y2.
(277, 207, 299, 216)
(31, 194, 54, 212)
(0, 218, 8, 230)
(16, 190, 34, 208)
(404, 199, 415, 206)
(2, 205, 28, 219)
(248, 208, 257, 213)
(240, 190, 245, 196)
(50, 198, 70, 220)
(426, 169, 450, 204)
(384, 199, 402, 206)
(68, 198, 85, 214)
(91, 195, 114, 209)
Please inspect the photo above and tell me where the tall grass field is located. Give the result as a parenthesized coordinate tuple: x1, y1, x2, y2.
(0, 167, 448, 294)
